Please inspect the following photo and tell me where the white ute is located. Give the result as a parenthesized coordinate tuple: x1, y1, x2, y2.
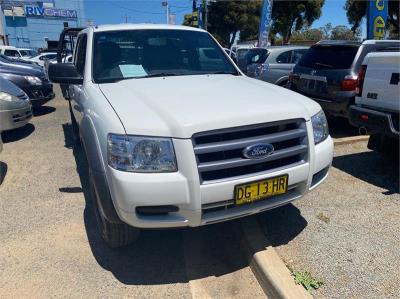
(49, 24, 333, 248)
(349, 51, 399, 156)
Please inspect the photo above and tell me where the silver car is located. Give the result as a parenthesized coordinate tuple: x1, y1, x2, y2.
(0, 77, 32, 132)
(246, 46, 309, 86)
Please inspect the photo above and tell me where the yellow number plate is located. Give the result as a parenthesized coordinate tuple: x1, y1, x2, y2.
(234, 175, 288, 206)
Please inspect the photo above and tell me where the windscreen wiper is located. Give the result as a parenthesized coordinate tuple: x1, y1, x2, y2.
(141, 72, 181, 78)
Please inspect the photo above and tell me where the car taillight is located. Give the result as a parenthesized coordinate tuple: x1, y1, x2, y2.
(356, 65, 367, 96)
(341, 75, 358, 91)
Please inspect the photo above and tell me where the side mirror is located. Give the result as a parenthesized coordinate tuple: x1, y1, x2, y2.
(49, 63, 83, 84)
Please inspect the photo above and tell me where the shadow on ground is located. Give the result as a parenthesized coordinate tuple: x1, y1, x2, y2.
(61, 122, 305, 285)
(257, 204, 308, 247)
(33, 106, 56, 117)
(328, 118, 359, 139)
(333, 151, 399, 195)
(1, 123, 35, 143)
(0, 162, 7, 185)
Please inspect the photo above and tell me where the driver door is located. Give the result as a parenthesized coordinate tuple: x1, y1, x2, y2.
(70, 34, 87, 126)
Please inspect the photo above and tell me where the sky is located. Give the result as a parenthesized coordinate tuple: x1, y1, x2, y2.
(84, 0, 360, 33)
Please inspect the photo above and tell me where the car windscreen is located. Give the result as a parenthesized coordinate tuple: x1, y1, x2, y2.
(297, 45, 359, 69)
(245, 48, 269, 64)
(20, 50, 36, 57)
(92, 29, 238, 83)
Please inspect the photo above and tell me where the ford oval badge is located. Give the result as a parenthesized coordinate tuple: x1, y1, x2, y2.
(243, 144, 274, 159)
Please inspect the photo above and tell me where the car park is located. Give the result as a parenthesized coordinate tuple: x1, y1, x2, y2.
(349, 51, 399, 156)
(0, 55, 54, 107)
(49, 24, 333, 248)
(289, 40, 400, 119)
(0, 77, 32, 132)
(29, 52, 58, 67)
(247, 46, 309, 86)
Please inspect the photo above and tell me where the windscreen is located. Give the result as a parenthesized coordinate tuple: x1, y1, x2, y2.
(20, 50, 37, 57)
(298, 45, 359, 69)
(92, 29, 238, 83)
(245, 48, 269, 64)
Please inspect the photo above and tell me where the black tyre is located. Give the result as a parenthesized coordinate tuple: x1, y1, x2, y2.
(69, 101, 81, 145)
(89, 171, 140, 248)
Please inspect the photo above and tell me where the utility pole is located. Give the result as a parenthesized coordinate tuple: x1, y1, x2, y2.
(162, 1, 169, 24)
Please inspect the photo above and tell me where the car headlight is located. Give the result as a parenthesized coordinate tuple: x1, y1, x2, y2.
(24, 76, 42, 85)
(107, 134, 177, 173)
(0, 91, 19, 102)
(311, 110, 329, 144)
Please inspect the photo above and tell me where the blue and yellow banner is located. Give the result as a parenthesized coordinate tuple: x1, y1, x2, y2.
(258, 0, 273, 48)
(367, 0, 388, 39)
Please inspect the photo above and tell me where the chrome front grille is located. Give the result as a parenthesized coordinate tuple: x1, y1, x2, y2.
(192, 119, 308, 184)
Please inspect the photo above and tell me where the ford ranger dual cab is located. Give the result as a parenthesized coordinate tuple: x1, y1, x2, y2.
(349, 51, 400, 156)
(49, 24, 334, 248)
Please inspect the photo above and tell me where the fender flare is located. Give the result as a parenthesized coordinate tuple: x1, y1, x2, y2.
(80, 116, 123, 224)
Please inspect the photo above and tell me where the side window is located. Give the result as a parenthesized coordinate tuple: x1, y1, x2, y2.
(4, 49, 20, 57)
(276, 51, 292, 64)
(75, 34, 87, 76)
(292, 49, 307, 64)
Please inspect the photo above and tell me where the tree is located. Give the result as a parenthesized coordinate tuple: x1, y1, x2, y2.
(330, 25, 361, 40)
(208, 0, 324, 47)
(271, 0, 325, 44)
(207, 0, 262, 48)
(291, 27, 324, 42)
(345, 0, 399, 38)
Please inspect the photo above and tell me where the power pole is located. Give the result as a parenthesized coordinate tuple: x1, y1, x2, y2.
(162, 1, 169, 24)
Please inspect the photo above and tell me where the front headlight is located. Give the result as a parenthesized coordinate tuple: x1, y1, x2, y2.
(107, 134, 177, 173)
(0, 91, 19, 102)
(311, 110, 329, 144)
(24, 76, 42, 85)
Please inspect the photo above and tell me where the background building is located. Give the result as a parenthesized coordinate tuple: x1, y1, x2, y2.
(0, 0, 85, 50)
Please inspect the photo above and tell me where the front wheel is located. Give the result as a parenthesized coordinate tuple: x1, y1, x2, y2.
(90, 171, 140, 248)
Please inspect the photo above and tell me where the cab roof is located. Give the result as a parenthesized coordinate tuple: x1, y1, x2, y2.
(91, 23, 206, 33)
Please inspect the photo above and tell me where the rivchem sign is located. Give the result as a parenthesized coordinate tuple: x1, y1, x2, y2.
(367, 0, 388, 39)
(25, 6, 77, 19)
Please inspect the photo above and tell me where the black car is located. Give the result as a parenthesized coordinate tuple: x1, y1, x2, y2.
(289, 40, 400, 119)
(0, 55, 54, 107)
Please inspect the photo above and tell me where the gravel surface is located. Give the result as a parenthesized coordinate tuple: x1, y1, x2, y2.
(0, 87, 264, 298)
(259, 141, 400, 299)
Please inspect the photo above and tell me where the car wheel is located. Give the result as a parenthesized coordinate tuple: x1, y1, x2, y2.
(89, 170, 140, 248)
(69, 101, 81, 145)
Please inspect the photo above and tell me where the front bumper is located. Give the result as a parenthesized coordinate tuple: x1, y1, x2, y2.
(0, 105, 32, 131)
(24, 83, 55, 107)
(349, 105, 399, 137)
(106, 133, 334, 229)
